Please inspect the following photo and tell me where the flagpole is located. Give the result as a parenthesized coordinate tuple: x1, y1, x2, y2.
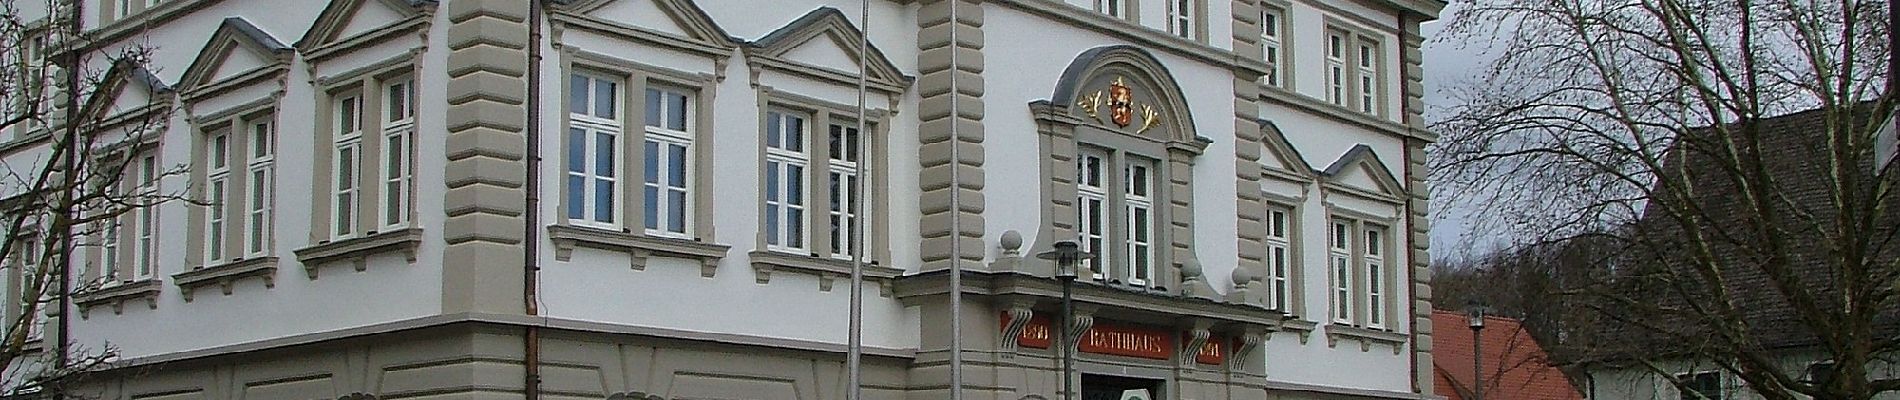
(847, 0, 870, 400)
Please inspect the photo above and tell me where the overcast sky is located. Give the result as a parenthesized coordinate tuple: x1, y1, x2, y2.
(1419, 1, 1502, 262)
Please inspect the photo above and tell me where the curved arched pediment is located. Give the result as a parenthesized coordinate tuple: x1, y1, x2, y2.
(1049, 45, 1198, 144)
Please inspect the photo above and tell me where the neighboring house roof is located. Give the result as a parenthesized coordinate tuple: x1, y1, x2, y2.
(1432, 310, 1584, 400)
(1586, 103, 1900, 361)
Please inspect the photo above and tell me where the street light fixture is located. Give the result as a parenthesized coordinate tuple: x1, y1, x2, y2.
(1467, 300, 1487, 400)
(1037, 241, 1095, 400)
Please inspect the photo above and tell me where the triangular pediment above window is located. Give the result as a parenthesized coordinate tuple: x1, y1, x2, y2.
(296, 0, 435, 61)
(547, 0, 737, 57)
(747, 7, 911, 93)
(1256, 119, 1315, 182)
(1320, 145, 1407, 203)
(178, 18, 293, 98)
(83, 61, 175, 123)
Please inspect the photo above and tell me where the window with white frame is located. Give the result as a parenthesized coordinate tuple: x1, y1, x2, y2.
(16, 234, 41, 341)
(1095, 0, 1129, 19)
(827, 121, 862, 260)
(1326, 32, 1347, 107)
(1076, 149, 1110, 280)
(245, 117, 274, 256)
(1356, 39, 1381, 115)
(567, 72, 623, 228)
(113, 0, 133, 19)
(14, 30, 47, 133)
(1330, 219, 1352, 323)
(1123, 157, 1156, 286)
(331, 91, 364, 238)
(1166, 0, 1195, 39)
(1261, 8, 1285, 88)
(204, 130, 230, 263)
(764, 109, 809, 251)
(100, 217, 120, 284)
(1365, 226, 1386, 328)
(134, 153, 157, 280)
(381, 77, 416, 230)
(644, 86, 694, 238)
(1265, 206, 1292, 311)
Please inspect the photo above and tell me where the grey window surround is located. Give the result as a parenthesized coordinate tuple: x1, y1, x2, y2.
(293, 228, 424, 280)
(91, 136, 164, 290)
(309, 57, 422, 246)
(748, 250, 902, 296)
(752, 88, 894, 284)
(1325, 208, 1400, 330)
(547, 224, 729, 278)
(184, 105, 278, 277)
(557, 48, 723, 243)
(1259, 196, 1304, 317)
(1322, 20, 1390, 119)
(171, 256, 278, 302)
(1278, 318, 1318, 343)
(1322, 322, 1405, 353)
(1259, 1, 1294, 90)
(75, 278, 160, 319)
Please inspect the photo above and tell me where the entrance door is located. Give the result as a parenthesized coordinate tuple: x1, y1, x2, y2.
(1080, 374, 1164, 400)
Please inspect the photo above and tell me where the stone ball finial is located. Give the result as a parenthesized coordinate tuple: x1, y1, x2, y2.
(1000, 230, 1023, 255)
(1231, 265, 1259, 285)
(1180, 258, 1204, 279)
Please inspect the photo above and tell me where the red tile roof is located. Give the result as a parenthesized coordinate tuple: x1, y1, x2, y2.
(1432, 310, 1584, 400)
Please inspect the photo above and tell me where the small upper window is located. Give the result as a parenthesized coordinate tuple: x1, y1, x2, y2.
(1096, 0, 1129, 19)
(1167, 0, 1196, 40)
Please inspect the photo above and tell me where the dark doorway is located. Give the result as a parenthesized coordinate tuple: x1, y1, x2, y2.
(1080, 373, 1164, 400)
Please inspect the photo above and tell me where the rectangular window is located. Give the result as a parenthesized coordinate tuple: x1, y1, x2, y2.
(828, 122, 862, 259)
(205, 131, 229, 263)
(567, 73, 623, 228)
(134, 154, 157, 280)
(332, 92, 363, 238)
(1124, 158, 1155, 287)
(643, 86, 693, 237)
(1075, 150, 1109, 280)
(101, 218, 120, 284)
(1261, 9, 1284, 88)
(1678, 372, 1722, 400)
(1095, 0, 1128, 19)
(1265, 207, 1291, 311)
(115, 0, 132, 19)
(1330, 220, 1352, 323)
(1357, 41, 1380, 114)
(1327, 33, 1347, 106)
(381, 78, 416, 229)
(1167, 0, 1195, 39)
(1365, 227, 1385, 328)
(764, 110, 809, 251)
(246, 118, 274, 256)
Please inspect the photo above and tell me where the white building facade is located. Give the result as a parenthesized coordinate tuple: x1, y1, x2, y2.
(5, 0, 1444, 398)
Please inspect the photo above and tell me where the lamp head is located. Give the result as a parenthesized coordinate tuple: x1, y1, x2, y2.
(1036, 241, 1096, 280)
(1466, 299, 1487, 330)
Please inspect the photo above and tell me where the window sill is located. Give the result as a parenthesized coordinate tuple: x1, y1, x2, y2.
(749, 250, 901, 296)
(1323, 323, 1407, 354)
(76, 279, 162, 319)
(1276, 317, 1319, 344)
(548, 225, 730, 277)
(294, 228, 424, 280)
(172, 257, 278, 302)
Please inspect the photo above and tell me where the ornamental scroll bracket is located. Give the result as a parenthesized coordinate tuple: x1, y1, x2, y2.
(1000, 303, 1036, 357)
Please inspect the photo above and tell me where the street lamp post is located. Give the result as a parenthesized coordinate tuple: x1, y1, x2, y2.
(1467, 300, 1487, 400)
(1038, 241, 1095, 400)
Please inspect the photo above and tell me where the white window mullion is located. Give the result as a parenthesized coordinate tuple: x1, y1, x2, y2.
(246, 119, 274, 256)
(764, 110, 808, 252)
(643, 87, 694, 238)
(1266, 208, 1291, 311)
(1123, 160, 1155, 287)
(1330, 220, 1353, 324)
(1365, 227, 1386, 328)
(1075, 150, 1109, 281)
(332, 93, 363, 239)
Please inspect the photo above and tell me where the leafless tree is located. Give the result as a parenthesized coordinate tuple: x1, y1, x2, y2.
(0, 0, 182, 394)
(1432, 0, 1900, 399)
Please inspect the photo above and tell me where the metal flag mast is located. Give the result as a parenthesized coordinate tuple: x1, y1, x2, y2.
(847, 0, 869, 400)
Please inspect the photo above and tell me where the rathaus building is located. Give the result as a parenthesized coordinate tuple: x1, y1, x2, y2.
(3, 0, 1444, 398)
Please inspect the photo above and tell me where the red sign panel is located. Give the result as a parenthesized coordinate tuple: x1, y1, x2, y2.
(1194, 336, 1226, 365)
(1001, 313, 1053, 349)
(1079, 324, 1172, 360)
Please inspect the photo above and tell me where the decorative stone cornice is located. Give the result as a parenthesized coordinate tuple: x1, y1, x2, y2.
(1324, 324, 1408, 354)
(748, 251, 901, 297)
(172, 257, 278, 302)
(547, 225, 729, 277)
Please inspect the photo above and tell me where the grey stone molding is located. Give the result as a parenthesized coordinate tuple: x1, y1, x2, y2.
(545, 0, 739, 62)
(746, 7, 915, 95)
(75, 279, 161, 318)
(81, 60, 177, 126)
(985, 0, 1271, 78)
(547, 225, 729, 277)
(172, 256, 278, 302)
(1258, 85, 1434, 141)
(1255, 119, 1317, 182)
(748, 250, 902, 296)
(440, 0, 530, 315)
(893, 270, 1286, 329)
(915, 0, 988, 275)
(1323, 323, 1407, 354)
(295, 0, 438, 63)
(1274, 318, 1318, 344)
(175, 17, 294, 103)
(1319, 144, 1409, 205)
(293, 228, 424, 280)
